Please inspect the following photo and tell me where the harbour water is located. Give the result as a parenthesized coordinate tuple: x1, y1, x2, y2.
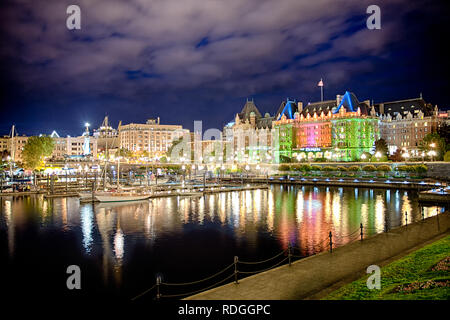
(0, 185, 444, 300)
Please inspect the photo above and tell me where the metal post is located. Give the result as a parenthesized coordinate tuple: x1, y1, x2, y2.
(85, 172, 88, 189)
(156, 275, 161, 300)
(405, 211, 408, 226)
(288, 244, 292, 266)
(422, 207, 425, 221)
(47, 173, 49, 190)
(329, 231, 333, 253)
(360, 223, 363, 241)
(234, 256, 239, 284)
(66, 171, 68, 193)
(50, 174, 54, 194)
(91, 183, 95, 202)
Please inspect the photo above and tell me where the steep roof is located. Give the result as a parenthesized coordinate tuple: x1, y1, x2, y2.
(238, 99, 262, 121)
(275, 99, 298, 120)
(373, 97, 432, 117)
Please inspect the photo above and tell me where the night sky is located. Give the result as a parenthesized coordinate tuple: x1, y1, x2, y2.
(0, 0, 449, 137)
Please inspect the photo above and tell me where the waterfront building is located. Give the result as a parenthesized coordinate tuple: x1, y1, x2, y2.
(118, 118, 188, 159)
(6, 134, 28, 163)
(373, 96, 448, 155)
(223, 99, 274, 163)
(93, 116, 119, 154)
(50, 129, 98, 160)
(0, 136, 9, 154)
(272, 92, 379, 162)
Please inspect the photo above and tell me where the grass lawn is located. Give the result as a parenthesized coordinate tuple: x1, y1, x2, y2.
(325, 235, 450, 300)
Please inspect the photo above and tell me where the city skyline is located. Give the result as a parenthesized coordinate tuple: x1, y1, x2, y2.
(1, 0, 449, 135)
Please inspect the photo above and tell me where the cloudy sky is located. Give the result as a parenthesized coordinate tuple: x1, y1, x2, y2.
(0, 0, 449, 135)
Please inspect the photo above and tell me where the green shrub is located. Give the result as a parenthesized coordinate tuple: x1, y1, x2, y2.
(337, 166, 348, 171)
(299, 164, 312, 171)
(348, 165, 361, 171)
(322, 166, 335, 171)
(311, 165, 322, 171)
(279, 164, 291, 171)
(397, 165, 415, 172)
(445, 151, 450, 162)
(377, 165, 391, 172)
(413, 164, 428, 173)
(362, 165, 376, 172)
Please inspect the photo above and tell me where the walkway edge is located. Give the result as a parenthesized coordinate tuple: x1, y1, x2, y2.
(185, 212, 449, 300)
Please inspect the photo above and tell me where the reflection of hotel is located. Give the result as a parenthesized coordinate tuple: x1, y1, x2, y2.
(119, 118, 189, 158)
(272, 92, 379, 162)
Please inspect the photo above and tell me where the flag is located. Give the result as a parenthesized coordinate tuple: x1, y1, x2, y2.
(317, 79, 324, 87)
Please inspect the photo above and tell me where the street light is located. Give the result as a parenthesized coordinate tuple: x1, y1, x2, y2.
(402, 152, 410, 163)
(428, 150, 436, 162)
(361, 153, 367, 161)
(375, 151, 381, 161)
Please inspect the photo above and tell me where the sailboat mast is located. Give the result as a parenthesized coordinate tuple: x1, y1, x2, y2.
(10, 125, 15, 177)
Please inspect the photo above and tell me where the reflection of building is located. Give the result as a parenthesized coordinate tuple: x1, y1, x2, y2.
(223, 99, 274, 163)
(373, 96, 447, 155)
(272, 92, 379, 162)
(119, 118, 188, 158)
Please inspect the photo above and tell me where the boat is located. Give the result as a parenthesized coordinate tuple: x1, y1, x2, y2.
(94, 191, 151, 203)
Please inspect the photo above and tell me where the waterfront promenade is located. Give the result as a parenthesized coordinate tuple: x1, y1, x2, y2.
(186, 211, 450, 300)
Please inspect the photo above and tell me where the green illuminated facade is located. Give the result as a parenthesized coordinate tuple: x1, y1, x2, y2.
(272, 92, 380, 163)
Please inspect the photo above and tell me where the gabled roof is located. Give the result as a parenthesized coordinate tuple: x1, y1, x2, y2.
(275, 99, 298, 120)
(334, 91, 365, 114)
(373, 97, 432, 117)
(238, 99, 262, 121)
(302, 100, 336, 116)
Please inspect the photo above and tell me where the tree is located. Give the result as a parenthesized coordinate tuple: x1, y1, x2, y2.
(117, 148, 133, 158)
(389, 149, 403, 162)
(420, 133, 446, 160)
(22, 136, 55, 170)
(374, 138, 388, 156)
(436, 123, 450, 151)
(444, 151, 450, 162)
(166, 137, 184, 160)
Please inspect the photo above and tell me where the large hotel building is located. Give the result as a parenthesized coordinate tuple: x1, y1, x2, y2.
(118, 118, 189, 158)
(224, 91, 448, 163)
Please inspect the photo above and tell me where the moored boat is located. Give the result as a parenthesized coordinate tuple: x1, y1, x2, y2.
(94, 192, 150, 203)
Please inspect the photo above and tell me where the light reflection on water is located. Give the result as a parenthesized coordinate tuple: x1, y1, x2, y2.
(0, 185, 445, 297)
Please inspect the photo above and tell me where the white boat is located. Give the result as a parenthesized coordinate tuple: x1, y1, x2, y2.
(94, 192, 150, 203)
(78, 192, 93, 201)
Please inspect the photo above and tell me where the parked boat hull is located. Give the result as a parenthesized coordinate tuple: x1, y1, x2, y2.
(95, 194, 150, 203)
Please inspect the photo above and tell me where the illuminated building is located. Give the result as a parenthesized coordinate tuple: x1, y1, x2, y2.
(223, 99, 274, 163)
(373, 96, 448, 155)
(93, 116, 119, 154)
(50, 129, 98, 160)
(272, 92, 379, 162)
(119, 118, 188, 158)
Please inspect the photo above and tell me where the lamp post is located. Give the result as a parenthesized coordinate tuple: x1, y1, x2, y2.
(429, 143, 436, 162)
(375, 151, 381, 162)
(402, 152, 410, 164)
(361, 153, 367, 162)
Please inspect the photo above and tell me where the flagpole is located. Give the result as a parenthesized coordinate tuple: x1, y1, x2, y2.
(321, 84, 323, 102)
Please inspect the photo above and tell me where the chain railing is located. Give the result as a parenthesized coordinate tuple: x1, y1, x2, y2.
(130, 209, 444, 301)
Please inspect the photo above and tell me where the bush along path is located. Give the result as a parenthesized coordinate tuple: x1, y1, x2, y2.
(325, 235, 450, 300)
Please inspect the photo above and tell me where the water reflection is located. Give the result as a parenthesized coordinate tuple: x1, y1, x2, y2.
(0, 186, 446, 296)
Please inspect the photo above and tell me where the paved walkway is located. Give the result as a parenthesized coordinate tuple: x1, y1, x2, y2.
(186, 212, 449, 300)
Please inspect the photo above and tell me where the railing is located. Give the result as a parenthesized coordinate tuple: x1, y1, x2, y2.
(131, 212, 436, 301)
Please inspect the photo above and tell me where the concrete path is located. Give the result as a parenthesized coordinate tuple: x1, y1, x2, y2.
(186, 212, 449, 300)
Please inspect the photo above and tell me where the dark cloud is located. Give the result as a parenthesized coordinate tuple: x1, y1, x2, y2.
(0, 0, 449, 135)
